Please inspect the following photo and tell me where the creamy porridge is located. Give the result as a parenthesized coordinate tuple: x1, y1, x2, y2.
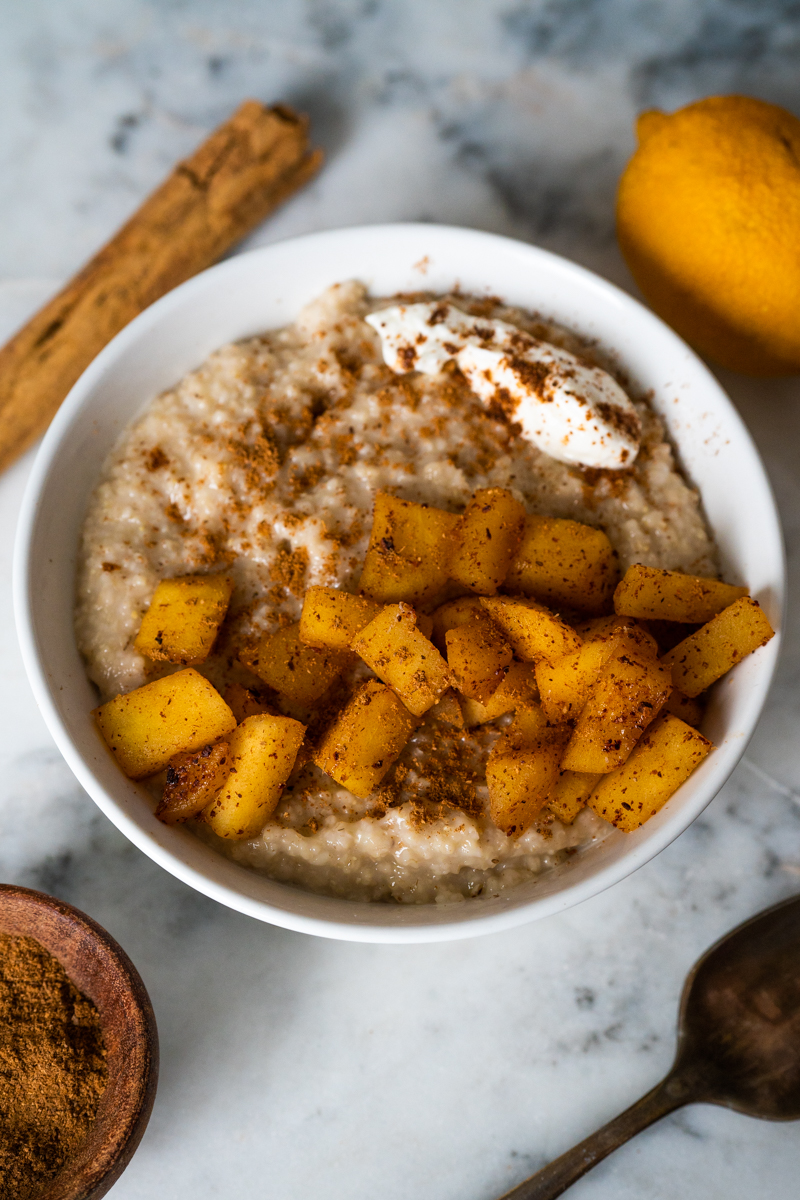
(76, 281, 717, 904)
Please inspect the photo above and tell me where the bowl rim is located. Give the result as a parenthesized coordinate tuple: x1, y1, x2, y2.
(0, 883, 158, 1200)
(13, 222, 786, 943)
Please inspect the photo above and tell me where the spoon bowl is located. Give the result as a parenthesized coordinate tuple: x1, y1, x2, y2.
(677, 893, 800, 1120)
(500, 892, 800, 1199)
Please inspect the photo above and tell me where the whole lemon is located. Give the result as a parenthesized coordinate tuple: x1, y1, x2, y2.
(616, 95, 800, 375)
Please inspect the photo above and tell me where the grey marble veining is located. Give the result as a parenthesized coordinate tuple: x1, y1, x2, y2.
(2, 3, 800, 1197)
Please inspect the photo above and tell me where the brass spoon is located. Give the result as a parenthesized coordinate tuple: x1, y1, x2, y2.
(499, 893, 800, 1200)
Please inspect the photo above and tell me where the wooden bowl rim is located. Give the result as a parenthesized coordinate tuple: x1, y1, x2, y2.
(0, 884, 159, 1200)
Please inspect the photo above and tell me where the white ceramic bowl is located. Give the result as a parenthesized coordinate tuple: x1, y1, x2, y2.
(14, 224, 784, 943)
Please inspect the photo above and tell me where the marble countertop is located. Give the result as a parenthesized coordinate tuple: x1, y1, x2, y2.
(2, 3, 800, 1197)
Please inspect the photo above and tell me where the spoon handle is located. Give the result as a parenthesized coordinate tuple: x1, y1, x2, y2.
(497, 1068, 696, 1200)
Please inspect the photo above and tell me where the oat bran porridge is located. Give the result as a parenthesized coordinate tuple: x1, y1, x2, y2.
(76, 280, 717, 904)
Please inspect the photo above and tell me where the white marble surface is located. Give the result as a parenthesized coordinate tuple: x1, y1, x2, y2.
(2, 3, 800, 1197)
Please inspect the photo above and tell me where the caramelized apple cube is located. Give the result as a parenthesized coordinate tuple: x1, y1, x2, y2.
(449, 487, 526, 595)
(429, 691, 465, 727)
(661, 596, 775, 698)
(506, 515, 618, 614)
(574, 613, 660, 650)
(299, 587, 383, 651)
(445, 616, 513, 702)
(486, 707, 569, 835)
(133, 574, 233, 665)
(94, 668, 237, 779)
(256, 623, 351, 706)
(430, 596, 486, 650)
(614, 564, 748, 623)
(314, 681, 418, 798)
(359, 492, 460, 605)
(536, 619, 658, 723)
(546, 770, 601, 825)
(222, 683, 277, 723)
(156, 741, 232, 825)
(480, 595, 582, 664)
(203, 713, 306, 840)
(663, 689, 705, 727)
(536, 640, 612, 724)
(460, 660, 540, 726)
(561, 649, 672, 774)
(352, 603, 455, 716)
(587, 714, 712, 831)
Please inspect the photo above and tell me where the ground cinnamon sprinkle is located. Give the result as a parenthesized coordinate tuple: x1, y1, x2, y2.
(272, 544, 309, 597)
(0, 933, 108, 1199)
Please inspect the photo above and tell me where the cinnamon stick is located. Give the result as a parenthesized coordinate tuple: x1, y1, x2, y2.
(0, 100, 322, 473)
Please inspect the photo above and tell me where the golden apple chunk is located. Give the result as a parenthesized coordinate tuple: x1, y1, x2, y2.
(134, 573, 233, 665)
(546, 770, 601, 825)
(94, 668, 237, 779)
(256, 622, 351, 706)
(314, 680, 418, 798)
(445, 615, 513, 702)
(480, 595, 583, 664)
(661, 596, 775, 698)
(352, 603, 455, 716)
(486, 706, 569, 836)
(449, 487, 526, 595)
(506, 514, 618, 614)
(614, 563, 748, 623)
(587, 713, 712, 831)
(561, 647, 672, 774)
(203, 713, 306, 840)
(299, 587, 383, 651)
(359, 492, 460, 605)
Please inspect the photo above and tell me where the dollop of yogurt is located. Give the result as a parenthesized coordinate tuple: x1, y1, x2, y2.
(365, 301, 641, 469)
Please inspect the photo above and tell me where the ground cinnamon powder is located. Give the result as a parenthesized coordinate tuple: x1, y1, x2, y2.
(0, 932, 108, 1199)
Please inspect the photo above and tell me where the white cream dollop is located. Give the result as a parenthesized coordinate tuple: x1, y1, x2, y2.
(365, 301, 641, 469)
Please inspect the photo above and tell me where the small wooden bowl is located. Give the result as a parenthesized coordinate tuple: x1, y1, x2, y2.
(0, 884, 159, 1200)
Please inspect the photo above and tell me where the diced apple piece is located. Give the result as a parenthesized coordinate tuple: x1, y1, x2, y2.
(536, 640, 612, 724)
(575, 614, 660, 653)
(430, 596, 486, 649)
(429, 691, 465, 727)
(299, 587, 383, 651)
(445, 617, 513, 702)
(536, 619, 658, 723)
(663, 689, 704, 727)
(314, 681, 418, 798)
(480, 595, 582, 664)
(574, 614, 620, 640)
(561, 649, 673, 774)
(359, 493, 460, 605)
(352, 603, 455, 716)
(661, 597, 775, 698)
(614, 564, 748, 624)
(486, 707, 569, 835)
(133, 574, 233, 665)
(256, 623, 351, 706)
(546, 770, 601, 825)
(94, 668, 237, 779)
(203, 714, 306, 840)
(587, 714, 712, 831)
(156, 742, 232, 825)
(506, 515, 618, 614)
(460, 661, 539, 726)
(449, 488, 526, 595)
(222, 682, 277, 723)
